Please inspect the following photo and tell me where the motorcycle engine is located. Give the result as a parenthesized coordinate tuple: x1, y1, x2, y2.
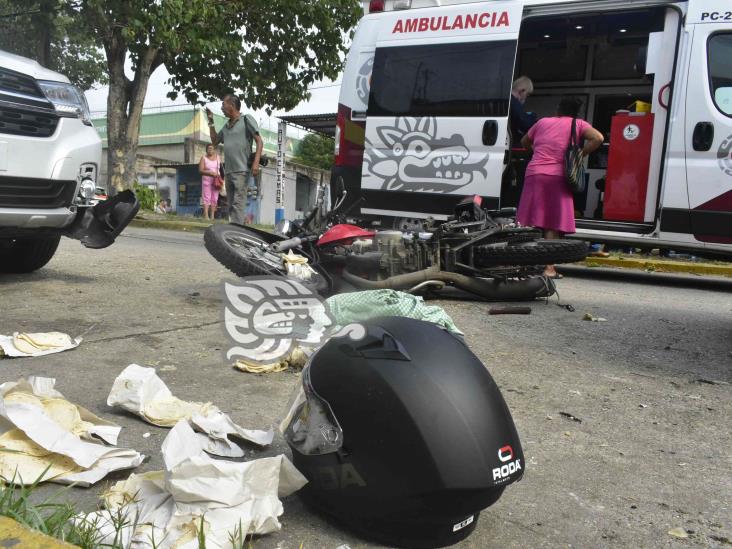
(375, 231, 407, 277)
(346, 230, 429, 280)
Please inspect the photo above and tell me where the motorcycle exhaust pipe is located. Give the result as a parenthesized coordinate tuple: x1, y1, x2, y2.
(341, 266, 555, 301)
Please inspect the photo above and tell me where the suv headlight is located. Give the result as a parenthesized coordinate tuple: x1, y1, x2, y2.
(37, 81, 93, 126)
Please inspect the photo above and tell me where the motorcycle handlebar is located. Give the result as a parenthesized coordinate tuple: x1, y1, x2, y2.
(270, 234, 318, 253)
(270, 237, 303, 253)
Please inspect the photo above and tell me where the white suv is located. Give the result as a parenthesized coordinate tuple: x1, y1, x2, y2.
(0, 49, 138, 273)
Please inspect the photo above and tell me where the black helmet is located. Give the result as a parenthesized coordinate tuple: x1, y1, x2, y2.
(281, 317, 524, 548)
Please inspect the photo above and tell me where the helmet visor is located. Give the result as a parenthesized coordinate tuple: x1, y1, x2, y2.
(281, 363, 343, 455)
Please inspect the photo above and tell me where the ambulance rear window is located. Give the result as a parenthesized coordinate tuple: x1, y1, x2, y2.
(369, 40, 515, 117)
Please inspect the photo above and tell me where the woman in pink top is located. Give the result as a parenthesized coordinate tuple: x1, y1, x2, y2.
(517, 97, 603, 278)
(199, 144, 221, 221)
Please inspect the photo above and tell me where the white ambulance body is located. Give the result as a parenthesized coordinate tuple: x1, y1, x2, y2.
(332, 0, 732, 256)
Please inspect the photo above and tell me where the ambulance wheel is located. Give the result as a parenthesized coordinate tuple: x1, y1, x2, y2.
(392, 217, 425, 232)
(474, 239, 588, 266)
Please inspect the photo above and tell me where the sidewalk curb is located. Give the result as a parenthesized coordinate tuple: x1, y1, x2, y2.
(582, 256, 732, 277)
(0, 516, 79, 548)
(130, 218, 210, 233)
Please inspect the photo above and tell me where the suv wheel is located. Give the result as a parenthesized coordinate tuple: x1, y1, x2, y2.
(0, 235, 61, 273)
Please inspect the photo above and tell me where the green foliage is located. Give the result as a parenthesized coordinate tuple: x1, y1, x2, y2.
(0, 0, 107, 90)
(293, 133, 335, 170)
(133, 182, 162, 212)
(61, 0, 361, 190)
(0, 470, 75, 540)
(72, 0, 362, 110)
(227, 520, 255, 549)
(158, 0, 363, 112)
(0, 470, 124, 548)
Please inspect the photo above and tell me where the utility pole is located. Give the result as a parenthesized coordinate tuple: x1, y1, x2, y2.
(35, 0, 55, 68)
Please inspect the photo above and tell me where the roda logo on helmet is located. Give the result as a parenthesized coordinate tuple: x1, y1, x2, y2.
(498, 444, 513, 463)
(493, 444, 522, 482)
(313, 463, 367, 490)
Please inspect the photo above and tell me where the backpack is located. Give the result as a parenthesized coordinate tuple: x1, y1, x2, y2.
(243, 114, 261, 168)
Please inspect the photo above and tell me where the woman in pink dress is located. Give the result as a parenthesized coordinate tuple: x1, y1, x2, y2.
(517, 97, 603, 279)
(199, 144, 221, 221)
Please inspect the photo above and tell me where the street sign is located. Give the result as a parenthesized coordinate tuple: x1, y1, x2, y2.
(275, 121, 287, 223)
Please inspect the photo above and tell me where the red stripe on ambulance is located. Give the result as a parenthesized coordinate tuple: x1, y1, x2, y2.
(392, 11, 510, 34)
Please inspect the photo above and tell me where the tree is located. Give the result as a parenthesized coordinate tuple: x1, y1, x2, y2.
(293, 133, 335, 170)
(0, 0, 106, 89)
(69, 0, 361, 192)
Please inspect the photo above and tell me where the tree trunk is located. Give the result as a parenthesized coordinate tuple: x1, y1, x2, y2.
(107, 141, 138, 194)
(104, 37, 161, 191)
(35, 0, 54, 68)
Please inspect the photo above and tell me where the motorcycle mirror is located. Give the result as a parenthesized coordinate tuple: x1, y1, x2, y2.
(274, 219, 293, 237)
(331, 189, 348, 215)
(335, 176, 346, 199)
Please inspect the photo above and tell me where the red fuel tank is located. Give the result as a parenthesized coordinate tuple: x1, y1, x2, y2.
(318, 224, 375, 247)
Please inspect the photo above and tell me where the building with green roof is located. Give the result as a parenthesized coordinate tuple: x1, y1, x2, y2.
(90, 108, 328, 224)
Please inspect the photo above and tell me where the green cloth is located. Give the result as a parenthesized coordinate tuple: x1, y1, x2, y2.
(217, 114, 259, 174)
(325, 290, 463, 335)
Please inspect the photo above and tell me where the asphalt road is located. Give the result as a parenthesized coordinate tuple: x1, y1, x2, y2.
(1, 227, 731, 548)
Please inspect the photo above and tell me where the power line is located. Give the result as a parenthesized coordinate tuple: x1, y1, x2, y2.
(0, 9, 41, 18)
(308, 82, 342, 90)
(89, 81, 342, 115)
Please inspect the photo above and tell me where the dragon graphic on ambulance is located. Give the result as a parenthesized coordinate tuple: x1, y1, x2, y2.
(356, 56, 374, 104)
(719, 134, 732, 177)
(363, 117, 489, 193)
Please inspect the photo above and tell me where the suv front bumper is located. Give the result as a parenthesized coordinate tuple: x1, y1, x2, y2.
(0, 174, 80, 230)
(0, 190, 140, 248)
(0, 205, 76, 232)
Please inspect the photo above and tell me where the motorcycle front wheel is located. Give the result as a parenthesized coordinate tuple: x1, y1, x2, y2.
(204, 224, 329, 293)
(473, 239, 588, 267)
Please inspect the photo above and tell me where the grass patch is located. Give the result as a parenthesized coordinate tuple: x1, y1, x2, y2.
(0, 473, 258, 548)
(0, 472, 107, 547)
(0, 470, 139, 548)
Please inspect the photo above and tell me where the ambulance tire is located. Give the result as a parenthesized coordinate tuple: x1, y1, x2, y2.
(204, 223, 330, 294)
(473, 239, 588, 267)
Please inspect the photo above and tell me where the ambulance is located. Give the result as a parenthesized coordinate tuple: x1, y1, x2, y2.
(332, 0, 732, 257)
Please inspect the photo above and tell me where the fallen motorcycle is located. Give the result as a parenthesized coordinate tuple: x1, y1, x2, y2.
(204, 183, 587, 301)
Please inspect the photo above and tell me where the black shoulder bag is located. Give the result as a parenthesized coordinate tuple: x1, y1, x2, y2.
(564, 118, 586, 193)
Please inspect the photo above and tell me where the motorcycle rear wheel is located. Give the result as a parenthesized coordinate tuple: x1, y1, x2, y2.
(204, 224, 329, 293)
(473, 239, 588, 267)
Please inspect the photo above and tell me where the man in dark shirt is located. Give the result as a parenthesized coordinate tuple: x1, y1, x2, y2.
(509, 76, 535, 145)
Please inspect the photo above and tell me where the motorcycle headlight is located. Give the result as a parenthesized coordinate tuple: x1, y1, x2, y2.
(37, 81, 93, 126)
